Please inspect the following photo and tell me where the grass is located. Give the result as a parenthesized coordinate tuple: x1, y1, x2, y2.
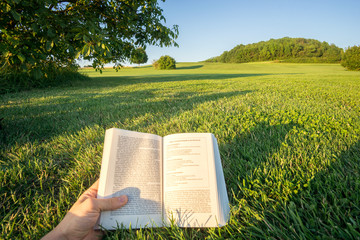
(1, 62, 359, 239)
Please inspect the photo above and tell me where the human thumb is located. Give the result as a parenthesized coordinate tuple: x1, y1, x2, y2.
(95, 195, 128, 211)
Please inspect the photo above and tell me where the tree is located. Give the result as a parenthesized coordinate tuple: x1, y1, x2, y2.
(341, 45, 360, 71)
(0, 0, 179, 76)
(130, 47, 148, 66)
(154, 55, 175, 69)
(206, 37, 343, 64)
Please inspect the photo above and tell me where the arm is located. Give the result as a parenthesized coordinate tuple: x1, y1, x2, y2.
(42, 179, 128, 240)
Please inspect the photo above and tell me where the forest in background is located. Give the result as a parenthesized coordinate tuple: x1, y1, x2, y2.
(206, 37, 343, 63)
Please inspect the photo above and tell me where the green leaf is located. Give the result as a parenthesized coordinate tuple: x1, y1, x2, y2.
(105, 46, 112, 57)
(3, 51, 11, 57)
(10, 10, 21, 22)
(83, 35, 90, 43)
(47, 29, 55, 38)
(7, 36, 19, 47)
(17, 53, 26, 63)
(31, 23, 39, 33)
(75, 50, 81, 59)
(74, 33, 83, 40)
(46, 41, 54, 51)
(27, 55, 36, 65)
(82, 44, 90, 57)
(5, 4, 11, 13)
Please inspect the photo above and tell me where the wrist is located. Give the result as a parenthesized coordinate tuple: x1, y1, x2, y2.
(42, 225, 68, 240)
(42, 218, 71, 240)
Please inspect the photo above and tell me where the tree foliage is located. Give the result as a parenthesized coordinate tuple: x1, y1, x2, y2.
(206, 37, 343, 64)
(153, 55, 175, 69)
(130, 47, 148, 65)
(341, 45, 360, 71)
(0, 0, 179, 76)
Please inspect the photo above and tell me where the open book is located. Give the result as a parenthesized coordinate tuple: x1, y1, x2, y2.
(97, 128, 230, 229)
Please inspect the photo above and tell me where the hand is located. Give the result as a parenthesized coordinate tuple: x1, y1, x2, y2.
(42, 179, 128, 240)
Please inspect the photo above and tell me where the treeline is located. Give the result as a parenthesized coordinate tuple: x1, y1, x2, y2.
(206, 37, 343, 63)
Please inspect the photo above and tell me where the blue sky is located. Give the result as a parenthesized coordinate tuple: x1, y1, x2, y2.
(144, 0, 360, 63)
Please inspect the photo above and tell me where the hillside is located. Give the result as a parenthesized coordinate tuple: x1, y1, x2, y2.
(206, 37, 343, 63)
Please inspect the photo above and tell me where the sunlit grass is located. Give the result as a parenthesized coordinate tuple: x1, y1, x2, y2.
(1, 62, 359, 239)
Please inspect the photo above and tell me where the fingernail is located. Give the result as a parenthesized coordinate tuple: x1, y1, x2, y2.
(118, 195, 128, 203)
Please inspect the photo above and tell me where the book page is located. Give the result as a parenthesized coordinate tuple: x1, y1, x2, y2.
(212, 135, 230, 226)
(163, 133, 219, 227)
(98, 129, 163, 229)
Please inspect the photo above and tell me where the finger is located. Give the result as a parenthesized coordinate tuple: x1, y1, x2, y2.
(89, 179, 100, 192)
(78, 180, 100, 203)
(94, 195, 128, 211)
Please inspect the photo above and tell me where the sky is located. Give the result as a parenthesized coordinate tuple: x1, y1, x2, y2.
(143, 0, 360, 64)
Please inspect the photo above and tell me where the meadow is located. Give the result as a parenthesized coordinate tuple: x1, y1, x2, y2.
(1, 62, 359, 239)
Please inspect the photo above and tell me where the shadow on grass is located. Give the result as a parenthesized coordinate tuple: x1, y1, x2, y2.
(81, 73, 271, 88)
(219, 126, 360, 238)
(1, 72, 269, 147)
(254, 140, 360, 239)
(176, 65, 204, 70)
(219, 122, 297, 203)
(0, 88, 255, 148)
(0, 84, 256, 238)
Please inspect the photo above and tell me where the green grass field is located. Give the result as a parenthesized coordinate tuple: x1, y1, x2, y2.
(1, 62, 359, 239)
